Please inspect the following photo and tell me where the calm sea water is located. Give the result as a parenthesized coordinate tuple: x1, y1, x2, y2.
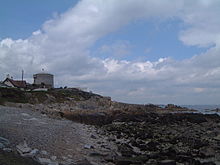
(181, 105, 220, 115)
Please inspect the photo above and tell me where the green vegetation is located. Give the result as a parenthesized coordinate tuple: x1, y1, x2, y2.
(0, 88, 28, 105)
(0, 88, 100, 105)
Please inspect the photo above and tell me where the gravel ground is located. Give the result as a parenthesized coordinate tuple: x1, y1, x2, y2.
(0, 106, 117, 165)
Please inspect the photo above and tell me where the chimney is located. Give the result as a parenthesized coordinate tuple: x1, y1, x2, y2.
(22, 70, 24, 82)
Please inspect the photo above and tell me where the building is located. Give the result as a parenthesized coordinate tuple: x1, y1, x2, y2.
(2, 78, 27, 88)
(0, 82, 10, 88)
(33, 73, 54, 88)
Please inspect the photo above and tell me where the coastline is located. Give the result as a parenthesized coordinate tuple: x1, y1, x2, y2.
(1, 88, 220, 164)
(1, 105, 220, 164)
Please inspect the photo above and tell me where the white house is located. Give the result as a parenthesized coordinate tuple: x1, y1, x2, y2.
(2, 78, 27, 88)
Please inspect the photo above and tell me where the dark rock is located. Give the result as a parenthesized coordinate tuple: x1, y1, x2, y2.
(159, 160, 176, 165)
(145, 159, 157, 165)
(90, 134, 97, 139)
(201, 162, 216, 165)
(118, 143, 135, 157)
(0, 143, 5, 149)
(131, 155, 149, 163)
(199, 147, 215, 157)
(115, 159, 134, 165)
(75, 159, 93, 165)
(0, 137, 10, 146)
(101, 112, 220, 164)
(114, 157, 142, 165)
(146, 141, 159, 151)
(84, 144, 94, 149)
(104, 155, 115, 162)
(89, 152, 108, 157)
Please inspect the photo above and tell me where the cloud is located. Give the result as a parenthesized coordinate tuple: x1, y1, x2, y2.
(179, 0, 220, 47)
(1, 0, 220, 104)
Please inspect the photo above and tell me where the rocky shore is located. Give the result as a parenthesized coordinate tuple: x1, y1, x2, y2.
(57, 109, 220, 165)
(1, 88, 220, 165)
(2, 105, 220, 165)
(0, 106, 118, 165)
(100, 113, 220, 165)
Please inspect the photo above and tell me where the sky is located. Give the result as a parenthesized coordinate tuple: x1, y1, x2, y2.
(1, 0, 220, 105)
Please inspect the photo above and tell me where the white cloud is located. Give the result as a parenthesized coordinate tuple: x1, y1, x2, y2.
(1, 0, 220, 104)
(194, 88, 205, 93)
(179, 0, 220, 47)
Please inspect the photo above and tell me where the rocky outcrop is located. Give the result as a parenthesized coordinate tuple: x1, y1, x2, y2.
(99, 113, 220, 165)
(1, 88, 195, 116)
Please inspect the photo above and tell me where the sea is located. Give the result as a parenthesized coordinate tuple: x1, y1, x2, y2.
(181, 105, 220, 115)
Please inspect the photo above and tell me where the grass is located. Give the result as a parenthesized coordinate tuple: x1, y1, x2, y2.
(0, 88, 28, 104)
(0, 87, 98, 105)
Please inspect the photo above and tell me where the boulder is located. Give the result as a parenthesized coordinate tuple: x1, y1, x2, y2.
(16, 141, 32, 155)
(84, 144, 94, 149)
(0, 143, 5, 149)
(3, 148, 12, 152)
(214, 134, 220, 141)
(38, 158, 53, 165)
(0, 136, 10, 146)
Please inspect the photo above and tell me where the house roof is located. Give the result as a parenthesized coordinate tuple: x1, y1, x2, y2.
(3, 78, 27, 88)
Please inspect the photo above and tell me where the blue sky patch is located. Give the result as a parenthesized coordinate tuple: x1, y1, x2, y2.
(0, 0, 79, 39)
(91, 19, 208, 61)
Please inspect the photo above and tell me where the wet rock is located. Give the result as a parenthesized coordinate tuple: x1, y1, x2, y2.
(159, 160, 176, 165)
(201, 162, 216, 165)
(199, 147, 215, 157)
(90, 134, 97, 139)
(114, 159, 134, 165)
(51, 156, 57, 161)
(75, 159, 93, 165)
(29, 148, 39, 156)
(101, 112, 220, 164)
(89, 152, 108, 157)
(3, 148, 12, 152)
(104, 155, 115, 162)
(118, 143, 136, 157)
(41, 150, 48, 155)
(0, 143, 5, 149)
(145, 159, 157, 165)
(146, 141, 159, 151)
(106, 163, 115, 165)
(48, 162, 59, 165)
(38, 158, 53, 165)
(65, 158, 73, 164)
(114, 156, 142, 165)
(0, 137, 10, 147)
(214, 134, 220, 141)
(16, 141, 32, 155)
(84, 144, 94, 149)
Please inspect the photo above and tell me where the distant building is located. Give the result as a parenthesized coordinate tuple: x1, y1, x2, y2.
(0, 82, 10, 88)
(33, 73, 54, 88)
(2, 78, 27, 88)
